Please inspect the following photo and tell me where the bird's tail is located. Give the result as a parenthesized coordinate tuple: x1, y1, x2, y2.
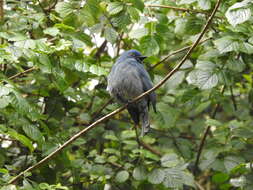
(140, 108, 150, 137)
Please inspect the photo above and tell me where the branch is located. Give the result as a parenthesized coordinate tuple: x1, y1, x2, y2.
(194, 85, 225, 174)
(139, 140, 162, 156)
(95, 40, 108, 59)
(8, 0, 221, 184)
(146, 4, 209, 15)
(150, 38, 211, 70)
(8, 67, 37, 80)
(230, 85, 237, 111)
(91, 98, 113, 122)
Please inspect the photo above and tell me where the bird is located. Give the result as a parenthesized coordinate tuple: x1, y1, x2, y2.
(107, 49, 156, 136)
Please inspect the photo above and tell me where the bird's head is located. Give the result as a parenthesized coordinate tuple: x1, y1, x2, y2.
(117, 50, 147, 63)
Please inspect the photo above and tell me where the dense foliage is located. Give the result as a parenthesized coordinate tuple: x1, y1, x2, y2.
(1, 0, 253, 189)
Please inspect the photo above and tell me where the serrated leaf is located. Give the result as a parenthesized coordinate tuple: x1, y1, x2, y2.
(111, 12, 131, 29)
(240, 42, 253, 54)
(133, 166, 147, 181)
(225, 0, 252, 27)
(214, 36, 240, 53)
(55, 2, 74, 17)
(22, 125, 43, 143)
(161, 153, 179, 167)
(107, 2, 124, 15)
(127, 7, 140, 21)
(182, 172, 195, 187)
(104, 27, 118, 44)
(140, 36, 159, 56)
(115, 170, 129, 183)
(163, 168, 183, 188)
(187, 61, 218, 89)
(148, 169, 165, 184)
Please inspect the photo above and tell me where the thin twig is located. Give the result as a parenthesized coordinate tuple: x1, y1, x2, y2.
(95, 40, 107, 59)
(194, 85, 225, 174)
(116, 32, 124, 56)
(146, 4, 209, 15)
(195, 181, 205, 190)
(150, 38, 211, 70)
(91, 98, 113, 121)
(8, 67, 37, 80)
(139, 140, 162, 156)
(229, 85, 237, 111)
(8, 0, 221, 184)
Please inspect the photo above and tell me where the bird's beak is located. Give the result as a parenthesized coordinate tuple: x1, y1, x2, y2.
(138, 56, 147, 61)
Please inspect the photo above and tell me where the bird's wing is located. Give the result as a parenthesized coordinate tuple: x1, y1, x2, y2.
(135, 63, 157, 112)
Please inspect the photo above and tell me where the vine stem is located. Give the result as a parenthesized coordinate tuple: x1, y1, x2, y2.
(8, 0, 222, 184)
(194, 85, 225, 174)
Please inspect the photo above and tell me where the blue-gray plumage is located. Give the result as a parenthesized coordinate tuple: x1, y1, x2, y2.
(107, 50, 156, 136)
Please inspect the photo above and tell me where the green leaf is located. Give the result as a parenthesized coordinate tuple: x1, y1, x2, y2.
(225, 0, 252, 27)
(163, 168, 183, 188)
(240, 42, 253, 54)
(0, 185, 17, 190)
(214, 36, 240, 53)
(8, 129, 34, 152)
(148, 168, 165, 184)
(179, 0, 197, 4)
(212, 173, 229, 184)
(107, 2, 124, 15)
(130, 0, 144, 11)
(129, 28, 148, 39)
(0, 168, 8, 174)
(22, 125, 43, 143)
(0, 85, 11, 97)
(104, 27, 118, 44)
(0, 96, 11, 108)
(55, 2, 75, 17)
(198, 0, 211, 10)
(227, 57, 245, 72)
(140, 35, 159, 56)
(127, 7, 140, 21)
(224, 156, 244, 172)
(205, 118, 222, 127)
(186, 61, 218, 89)
(111, 12, 131, 28)
(43, 27, 60, 36)
(115, 170, 129, 183)
(161, 153, 179, 168)
(133, 166, 147, 181)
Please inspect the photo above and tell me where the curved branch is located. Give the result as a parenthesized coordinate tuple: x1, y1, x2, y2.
(8, 0, 222, 184)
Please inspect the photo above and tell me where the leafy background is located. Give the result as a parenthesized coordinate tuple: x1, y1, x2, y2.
(0, 0, 253, 189)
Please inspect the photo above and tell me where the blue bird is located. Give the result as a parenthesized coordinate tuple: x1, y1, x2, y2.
(107, 50, 156, 136)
